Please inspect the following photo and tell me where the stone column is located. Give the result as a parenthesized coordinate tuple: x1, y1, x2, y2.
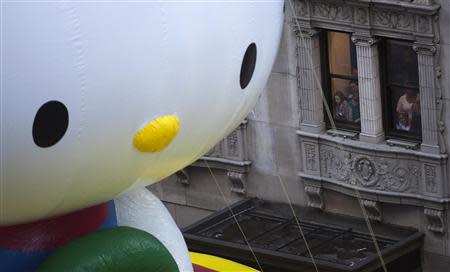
(296, 28, 324, 133)
(413, 43, 440, 154)
(351, 35, 384, 143)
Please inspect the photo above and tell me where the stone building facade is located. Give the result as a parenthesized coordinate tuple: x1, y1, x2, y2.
(150, 0, 450, 270)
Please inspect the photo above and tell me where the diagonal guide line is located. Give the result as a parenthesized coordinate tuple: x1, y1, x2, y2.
(204, 160, 264, 272)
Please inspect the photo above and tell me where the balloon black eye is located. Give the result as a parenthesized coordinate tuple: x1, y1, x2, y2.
(33, 101, 69, 148)
(240, 43, 257, 90)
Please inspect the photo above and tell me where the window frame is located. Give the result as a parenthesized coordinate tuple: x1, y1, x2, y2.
(379, 38, 422, 142)
(320, 30, 361, 133)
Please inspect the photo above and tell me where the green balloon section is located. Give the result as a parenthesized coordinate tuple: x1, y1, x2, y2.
(38, 226, 179, 272)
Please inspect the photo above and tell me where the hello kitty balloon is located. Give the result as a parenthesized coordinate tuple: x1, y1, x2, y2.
(1, 1, 284, 271)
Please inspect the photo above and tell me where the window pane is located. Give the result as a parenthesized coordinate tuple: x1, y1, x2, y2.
(331, 78, 360, 124)
(383, 40, 421, 139)
(327, 32, 358, 77)
(386, 41, 419, 87)
(390, 86, 421, 135)
(325, 31, 360, 130)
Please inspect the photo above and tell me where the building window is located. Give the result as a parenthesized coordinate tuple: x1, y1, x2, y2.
(321, 31, 360, 131)
(380, 39, 421, 141)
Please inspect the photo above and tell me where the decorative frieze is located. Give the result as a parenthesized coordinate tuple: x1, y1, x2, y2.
(310, 2, 353, 24)
(424, 208, 445, 234)
(293, 0, 439, 40)
(371, 9, 415, 31)
(320, 147, 421, 194)
(298, 130, 448, 208)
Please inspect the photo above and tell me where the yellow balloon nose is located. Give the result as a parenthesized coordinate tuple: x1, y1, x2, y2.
(133, 115, 180, 153)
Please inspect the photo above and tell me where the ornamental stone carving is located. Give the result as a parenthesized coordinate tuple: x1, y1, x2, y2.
(361, 199, 382, 222)
(298, 129, 447, 210)
(417, 15, 432, 33)
(355, 158, 376, 185)
(320, 147, 421, 194)
(354, 8, 368, 25)
(425, 164, 437, 193)
(311, 2, 353, 23)
(293, 0, 439, 40)
(424, 208, 445, 234)
(305, 185, 323, 209)
(176, 169, 190, 186)
(226, 130, 239, 158)
(304, 143, 317, 171)
(296, 0, 308, 17)
(227, 171, 247, 195)
(371, 10, 414, 31)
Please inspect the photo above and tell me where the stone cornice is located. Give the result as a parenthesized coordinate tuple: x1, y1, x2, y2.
(293, 0, 440, 41)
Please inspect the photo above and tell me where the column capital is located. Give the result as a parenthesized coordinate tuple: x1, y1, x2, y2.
(413, 42, 437, 55)
(292, 23, 321, 38)
(351, 34, 379, 47)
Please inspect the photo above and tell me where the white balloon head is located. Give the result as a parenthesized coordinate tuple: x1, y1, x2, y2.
(1, 0, 284, 225)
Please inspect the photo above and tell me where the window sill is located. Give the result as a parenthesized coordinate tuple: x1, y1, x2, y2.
(386, 139, 420, 150)
(326, 129, 359, 140)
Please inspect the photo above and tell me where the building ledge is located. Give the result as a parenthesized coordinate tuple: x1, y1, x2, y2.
(297, 129, 448, 160)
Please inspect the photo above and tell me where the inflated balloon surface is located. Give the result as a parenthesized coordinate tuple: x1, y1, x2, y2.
(2, 1, 283, 226)
(2, 1, 284, 271)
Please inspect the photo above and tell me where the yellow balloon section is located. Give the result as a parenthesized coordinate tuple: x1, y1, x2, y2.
(133, 116, 180, 153)
(190, 252, 259, 272)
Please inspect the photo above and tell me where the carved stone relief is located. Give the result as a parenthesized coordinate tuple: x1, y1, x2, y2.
(227, 171, 247, 195)
(305, 185, 323, 209)
(417, 15, 432, 33)
(304, 143, 317, 171)
(361, 199, 382, 222)
(371, 9, 415, 31)
(424, 208, 445, 234)
(176, 169, 190, 185)
(320, 147, 421, 194)
(226, 130, 239, 158)
(296, 0, 309, 17)
(293, 0, 439, 38)
(311, 2, 353, 23)
(424, 164, 437, 194)
(354, 7, 369, 25)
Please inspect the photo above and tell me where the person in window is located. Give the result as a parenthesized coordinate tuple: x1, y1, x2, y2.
(348, 92, 360, 123)
(334, 91, 352, 122)
(396, 88, 420, 132)
(346, 81, 360, 123)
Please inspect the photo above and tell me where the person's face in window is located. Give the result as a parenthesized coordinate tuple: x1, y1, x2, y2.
(334, 95, 341, 104)
(405, 88, 416, 98)
(350, 82, 358, 94)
